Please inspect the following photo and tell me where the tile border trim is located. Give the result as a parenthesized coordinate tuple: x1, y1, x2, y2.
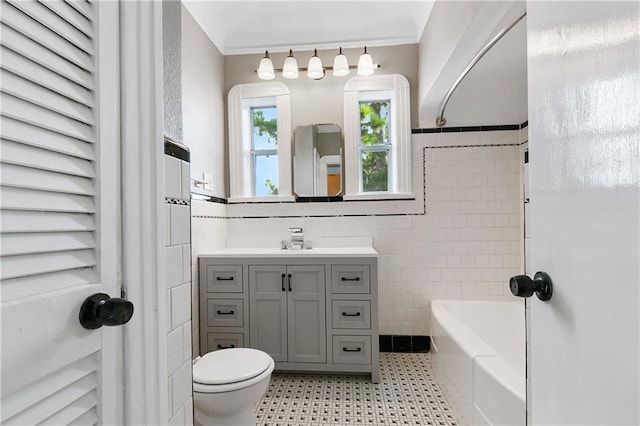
(164, 136, 190, 163)
(412, 120, 528, 134)
(165, 197, 190, 206)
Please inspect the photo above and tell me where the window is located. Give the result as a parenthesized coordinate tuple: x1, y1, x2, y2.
(344, 74, 412, 199)
(359, 97, 392, 192)
(250, 105, 278, 196)
(228, 82, 293, 202)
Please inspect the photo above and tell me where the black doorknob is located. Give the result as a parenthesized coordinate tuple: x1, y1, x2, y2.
(79, 293, 134, 329)
(509, 271, 553, 301)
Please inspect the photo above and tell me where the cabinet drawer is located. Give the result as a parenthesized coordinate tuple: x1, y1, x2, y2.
(332, 335, 371, 364)
(207, 299, 243, 327)
(206, 333, 244, 352)
(332, 301, 371, 329)
(204, 264, 243, 293)
(331, 265, 370, 294)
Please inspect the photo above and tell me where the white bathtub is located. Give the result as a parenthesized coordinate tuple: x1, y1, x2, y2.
(430, 300, 525, 425)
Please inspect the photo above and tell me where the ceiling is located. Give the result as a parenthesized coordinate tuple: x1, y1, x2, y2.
(181, 1, 435, 55)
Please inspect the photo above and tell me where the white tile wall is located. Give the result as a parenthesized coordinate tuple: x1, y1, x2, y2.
(171, 205, 191, 245)
(165, 154, 193, 425)
(171, 361, 193, 415)
(190, 131, 524, 340)
(190, 200, 227, 357)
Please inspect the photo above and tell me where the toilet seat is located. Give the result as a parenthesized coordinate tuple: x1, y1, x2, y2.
(193, 348, 275, 394)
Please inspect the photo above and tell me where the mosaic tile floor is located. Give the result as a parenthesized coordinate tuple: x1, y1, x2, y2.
(256, 353, 459, 426)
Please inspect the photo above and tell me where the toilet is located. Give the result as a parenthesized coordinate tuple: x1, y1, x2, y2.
(193, 348, 275, 426)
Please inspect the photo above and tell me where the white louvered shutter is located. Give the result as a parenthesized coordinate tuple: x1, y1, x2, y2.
(1, 1, 123, 424)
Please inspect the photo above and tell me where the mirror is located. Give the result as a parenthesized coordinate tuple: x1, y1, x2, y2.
(293, 124, 343, 197)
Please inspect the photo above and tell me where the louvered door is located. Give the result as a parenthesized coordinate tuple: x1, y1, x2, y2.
(0, 1, 123, 424)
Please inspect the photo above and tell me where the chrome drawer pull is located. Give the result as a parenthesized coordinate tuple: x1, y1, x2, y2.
(217, 344, 235, 349)
(341, 277, 360, 282)
(342, 347, 362, 352)
(342, 312, 361, 317)
(216, 276, 234, 281)
(216, 310, 235, 315)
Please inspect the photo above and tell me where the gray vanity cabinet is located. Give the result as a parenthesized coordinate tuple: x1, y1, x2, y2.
(249, 264, 326, 364)
(199, 251, 379, 382)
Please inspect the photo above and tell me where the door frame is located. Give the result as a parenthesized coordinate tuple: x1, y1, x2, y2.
(118, 1, 168, 423)
(95, 1, 124, 423)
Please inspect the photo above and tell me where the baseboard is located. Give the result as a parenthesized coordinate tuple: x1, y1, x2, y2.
(379, 335, 430, 353)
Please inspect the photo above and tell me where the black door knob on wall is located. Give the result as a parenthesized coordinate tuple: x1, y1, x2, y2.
(79, 293, 134, 329)
(509, 271, 553, 301)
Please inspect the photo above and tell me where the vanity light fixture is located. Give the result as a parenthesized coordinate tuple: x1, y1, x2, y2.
(256, 46, 379, 80)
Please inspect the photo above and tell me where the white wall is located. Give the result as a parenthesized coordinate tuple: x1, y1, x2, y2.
(417, 1, 527, 128)
(223, 130, 524, 335)
(182, 5, 225, 198)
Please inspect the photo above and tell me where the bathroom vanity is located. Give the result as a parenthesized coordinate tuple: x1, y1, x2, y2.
(198, 248, 380, 383)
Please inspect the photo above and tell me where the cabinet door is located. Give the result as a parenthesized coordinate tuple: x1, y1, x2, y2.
(249, 265, 287, 361)
(287, 265, 326, 363)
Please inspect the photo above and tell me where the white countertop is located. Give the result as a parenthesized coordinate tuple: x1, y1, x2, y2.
(198, 247, 378, 258)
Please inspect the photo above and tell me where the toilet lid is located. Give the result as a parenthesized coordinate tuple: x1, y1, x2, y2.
(193, 348, 273, 385)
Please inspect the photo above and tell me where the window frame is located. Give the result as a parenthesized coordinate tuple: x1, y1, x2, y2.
(228, 82, 293, 202)
(343, 74, 412, 200)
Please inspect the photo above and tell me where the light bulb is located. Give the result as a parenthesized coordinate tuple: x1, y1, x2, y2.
(332, 47, 350, 77)
(257, 51, 275, 80)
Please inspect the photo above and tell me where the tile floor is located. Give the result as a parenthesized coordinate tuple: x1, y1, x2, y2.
(256, 353, 459, 425)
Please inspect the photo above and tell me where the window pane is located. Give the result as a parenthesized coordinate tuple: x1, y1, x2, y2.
(254, 154, 279, 196)
(359, 100, 390, 146)
(361, 150, 388, 192)
(251, 106, 278, 150)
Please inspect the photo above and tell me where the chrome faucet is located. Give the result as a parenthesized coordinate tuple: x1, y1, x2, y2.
(288, 227, 304, 250)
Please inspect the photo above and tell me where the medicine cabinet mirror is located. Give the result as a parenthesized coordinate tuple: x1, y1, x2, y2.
(293, 124, 343, 197)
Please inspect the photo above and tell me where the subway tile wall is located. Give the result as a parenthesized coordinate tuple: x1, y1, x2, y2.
(164, 154, 194, 425)
(190, 200, 227, 356)
(191, 130, 524, 336)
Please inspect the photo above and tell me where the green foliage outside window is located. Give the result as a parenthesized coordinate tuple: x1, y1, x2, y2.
(360, 101, 390, 192)
(252, 109, 278, 144)
(264, 178, 278, 195)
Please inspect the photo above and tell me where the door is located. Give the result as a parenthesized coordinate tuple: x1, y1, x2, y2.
(1, 1, 124, 424)
(527, 2, 639, 424)
(249, 265, 288, 361)
(287, 265, 326, 363)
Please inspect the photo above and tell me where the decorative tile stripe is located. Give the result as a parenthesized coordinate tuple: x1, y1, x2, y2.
(424, 142, 520, 149)
(256, 353, 459, 426)
(412, 124, 520, 134)
(164, 136, 190, 163)
(412, 120, 528, 134)
(165, 197, 191, 206)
